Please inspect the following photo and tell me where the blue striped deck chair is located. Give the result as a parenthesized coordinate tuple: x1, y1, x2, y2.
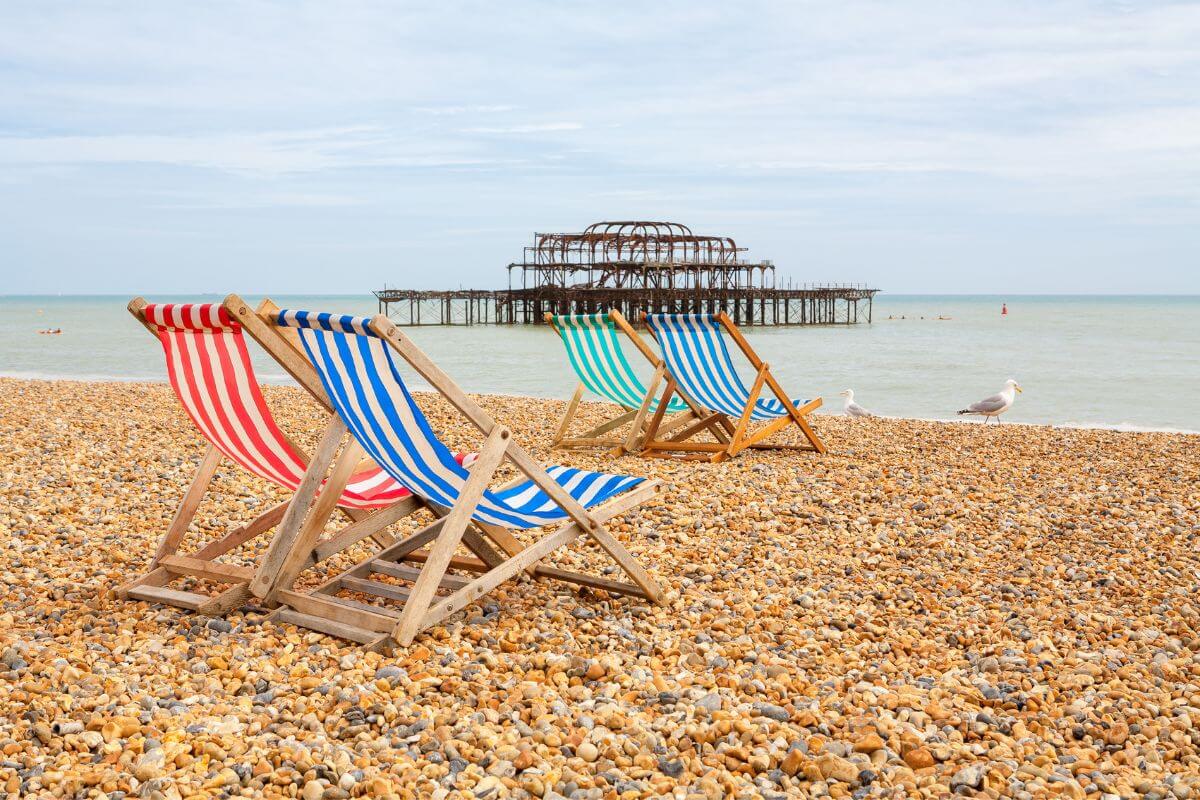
(641, 311, 825, 462)
(261, 309, 664, 649)
(546, 310, 699, 454)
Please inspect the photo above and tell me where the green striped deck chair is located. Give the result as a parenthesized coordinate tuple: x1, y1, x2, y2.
(546, 310, 698, 454)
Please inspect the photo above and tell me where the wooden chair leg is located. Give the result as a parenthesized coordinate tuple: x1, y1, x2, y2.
(115, 566, 172, 599)
(150, 444, 223, 569)
(622, 364, 664, 454)
(190, 499, 290, 560)
(197, 583, 253, 616)
(790, 400, 826, 452)
(552, 384, 585, 446)
(393, 426, 510, 645)
(727, 365, 769, 458)
(249, 417, 348, 598)
(263, 437, 364, 604)
(638, 378, 676, 452)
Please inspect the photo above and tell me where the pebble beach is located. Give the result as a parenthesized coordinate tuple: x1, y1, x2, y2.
(2, 377, 1198, 800)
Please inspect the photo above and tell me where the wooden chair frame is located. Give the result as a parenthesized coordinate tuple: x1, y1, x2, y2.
(639, 311, 826, 463)
(262, 312, 665, 650)
(115, 295, 427, 616)
(546, 309, 700, 454)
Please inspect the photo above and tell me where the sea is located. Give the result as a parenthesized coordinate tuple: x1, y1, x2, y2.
(2, 295, 1197, 433)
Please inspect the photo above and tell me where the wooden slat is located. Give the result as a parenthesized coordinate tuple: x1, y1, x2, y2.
(127, 585, 205, 611)
(401, 550, 489, 572)
(159, 555, 254, 583)
(325, 590, 403, 617)
(460, 527, 505, 569)
(277, 590, 396, 633)
(715, 311, 827, 454)
(554, 436, 626, 448)
(340, 576, 412, 603)
(371, 561, 471, 589)
(273, 608, 383, 645)
(530, 565, 650, 599)
(644, 440, 727, 452)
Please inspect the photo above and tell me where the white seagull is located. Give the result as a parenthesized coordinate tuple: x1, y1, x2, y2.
(839, 389, 874, 418)
(958, 379, 1022, 424)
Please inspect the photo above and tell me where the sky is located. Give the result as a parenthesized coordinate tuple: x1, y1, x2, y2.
(1, 1, 1198, 295)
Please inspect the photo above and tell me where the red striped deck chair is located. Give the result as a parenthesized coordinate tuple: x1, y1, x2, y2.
(116, 297, 461, 616)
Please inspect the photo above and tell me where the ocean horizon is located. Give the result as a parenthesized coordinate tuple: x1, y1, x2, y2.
(3, 293, 1198, 433)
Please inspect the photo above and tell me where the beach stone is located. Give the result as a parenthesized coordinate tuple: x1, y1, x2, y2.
(951, 764, 987, 791)
(853, 733, 884, 753)
(781, 749, 808, 776)
(817, 755, 860, 784)
(375, 665, 403, 682)
(2, 380, 1198, 799)
(753, 702, 790, 722)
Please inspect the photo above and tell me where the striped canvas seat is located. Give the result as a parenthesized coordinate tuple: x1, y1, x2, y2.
(277, 309, 644, 530)
(552, 314, 688, 414)
(144, 303, 415, 510)
(645, 313, 808, 421)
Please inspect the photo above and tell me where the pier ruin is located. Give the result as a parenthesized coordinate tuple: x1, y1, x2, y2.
(375, 220, 877, 326)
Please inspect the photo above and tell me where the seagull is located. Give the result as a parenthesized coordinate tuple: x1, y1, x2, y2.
(838, 389, 874, 418)
(958, 379, 1023, 424)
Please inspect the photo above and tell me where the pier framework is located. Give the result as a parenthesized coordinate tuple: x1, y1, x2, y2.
(375, 221, 877, 326)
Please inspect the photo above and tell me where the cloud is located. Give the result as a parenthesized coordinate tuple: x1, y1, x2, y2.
(0, 126, 512, 175)
(0, 1, 1198, 292)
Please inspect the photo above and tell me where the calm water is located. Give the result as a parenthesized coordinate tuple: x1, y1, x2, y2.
(2, 295, 1197, 432)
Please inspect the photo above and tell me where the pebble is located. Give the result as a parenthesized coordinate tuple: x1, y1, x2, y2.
(753, 702, 791, 722)
(951, 763, 988, 791)
(1, 380, 1197, 799)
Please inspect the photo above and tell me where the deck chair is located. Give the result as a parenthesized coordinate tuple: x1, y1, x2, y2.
(260, 309, 664, 649)
(546, 310, 700, 453)
(639, 312, 826, 462)
(115, 297, 459, 616)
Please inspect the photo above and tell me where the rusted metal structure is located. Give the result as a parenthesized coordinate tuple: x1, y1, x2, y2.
(375, 220, 877, 326)
(373, 289, 494, 326)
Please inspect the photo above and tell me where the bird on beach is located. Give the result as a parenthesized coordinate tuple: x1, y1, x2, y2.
(958, 379, 1022, 423)
(838, 389, 874, 418)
